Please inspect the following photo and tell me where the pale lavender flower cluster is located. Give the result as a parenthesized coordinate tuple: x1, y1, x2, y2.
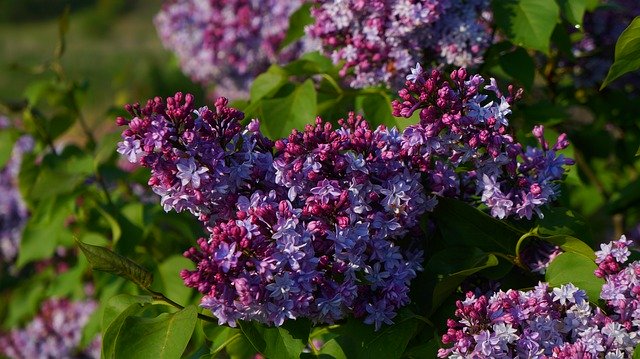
(0, 298, 101, 359)
(307, 0, 492, 88)
(594, 236, 640, 325)
(393, 66, 574, 219)
(439, 236, 640, 358)
(117, 94, 427, 329)
(571, 0, 640, 89)
(154, 0, 306, 98)
(0, 116, 33, 265)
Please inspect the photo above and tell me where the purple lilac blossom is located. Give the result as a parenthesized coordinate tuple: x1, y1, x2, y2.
(571, 0, 640, 89)
(0, 298, 101, 359)
(116, 94, 427, 329)
(439, 236, 640, 358)
(154, 0, 307, 98)
(520, 239, 563, 275)
(307, 0, 492, 89)
(393, 66, 574, 219)
(0, 116, 33, 266)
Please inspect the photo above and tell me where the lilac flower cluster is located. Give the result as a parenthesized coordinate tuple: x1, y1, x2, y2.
(117, 94, 427, 329)
(0, 116, 33, 266)
(0, 298, 100, 359)
(393, 66, 574, 219)
(439, 236, 640, 358)
(154, 0, 306, 98)
(307, 0, 492, 88)
(571, 0, 640, 89)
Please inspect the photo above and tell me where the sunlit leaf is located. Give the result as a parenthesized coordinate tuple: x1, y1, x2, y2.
(602, 16, 640, 88)
(76, 239, 153, 289)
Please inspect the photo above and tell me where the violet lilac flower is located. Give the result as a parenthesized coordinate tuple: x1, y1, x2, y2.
(440, 236, 640, 358)
(154, 0, 309, 98)
(0, 298, 101, 359)
(393, 67, 574, 219)
(0, 116, 33, 267)
(307, 0, 492, 89)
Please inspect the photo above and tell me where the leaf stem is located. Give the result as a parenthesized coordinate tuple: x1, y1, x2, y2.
(147, 289, 218, 323)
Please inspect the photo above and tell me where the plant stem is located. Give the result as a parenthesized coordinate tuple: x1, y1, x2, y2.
(147, 289, 218, 323)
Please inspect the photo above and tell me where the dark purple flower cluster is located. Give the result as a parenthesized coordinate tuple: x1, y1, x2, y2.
(439, 236, 640, 358)
(0, 116, 33, 266)
(117, 94, 426, 329)
(307, 0, 492, 88)
(393, 66, 574, 219)
(571, 0, 640, 89)
(0, 298, 100, 359)
(154, 0, 308, 98)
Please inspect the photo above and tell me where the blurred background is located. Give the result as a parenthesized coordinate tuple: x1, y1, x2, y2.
(0, 0, 203, 136)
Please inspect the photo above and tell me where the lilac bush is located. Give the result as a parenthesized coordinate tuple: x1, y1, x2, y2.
(0, 298, 100, 359)
(0, 117, 33, 267)
(439, 235, 640, 358)
(307, 0, 492, 88)
(154, 0, 307, 98)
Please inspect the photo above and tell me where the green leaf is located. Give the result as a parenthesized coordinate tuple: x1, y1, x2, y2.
(537, 207, 593, 245)
(226, 335, 258, 359)
(102, 294, 152, 359)
(95, 204, 122, 243)
(537, 233, 595, 260)
(76, 239, 153, 288)
(499, 47, 535, 90)
(239, 319, 311, 359)
(22, 146, 93, 200)
(428, 248, 499, 312)
(114, 305, 198, 359)
(602, 16, 640, 89)
(545, 252, 604, 302)
(433, 197, 524, 254)
(316, 339, 348, 359)
(284, 52, 336, 76)
(493, 0, 561, 53)
(556, 0, 586, 25)
(250, 66, 288, 102)
(94, 131, 121, 166)
(0, 129, 18, 168)
(102, 294, 153, 332)
(361, 93, 402, 129)
(327, 309, 419, 359)
(4, 281, 45, 328)
(46, 256, 88, 297)
(280, 3, 313, 49)
(202, 324, 242, 354)
(17, 195, 74, 267)
(259, 79, 317, 139)
(404, 338, 441, 359)
(607, 178, 640, 214)
(634, 343, 640, 359)
(153, 255, 195, 305)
